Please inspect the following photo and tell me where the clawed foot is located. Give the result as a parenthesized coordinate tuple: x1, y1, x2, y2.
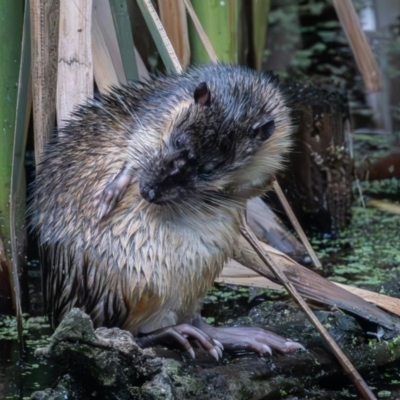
(136, 321, 304, 360)
(136, 324, 224, 360)
(193, 316, 304, 356)
(95, 166, 132, 219)
(200, 326, 305, 355)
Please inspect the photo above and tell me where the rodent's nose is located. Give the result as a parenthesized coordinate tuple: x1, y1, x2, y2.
(140, 184, 158, 203)
(147, 189, 157, 202)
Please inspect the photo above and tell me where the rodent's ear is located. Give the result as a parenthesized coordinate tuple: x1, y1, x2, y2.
(253, 119, 275, 141)
(194, 82, 211, 106)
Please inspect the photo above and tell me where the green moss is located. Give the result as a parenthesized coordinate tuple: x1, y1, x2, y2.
(0, 315, 51, 346)
(377, 390, 392, 398)
(312, 203, 400, 289)
(205, 284, 250, 304)
(361, 178, 400, 196)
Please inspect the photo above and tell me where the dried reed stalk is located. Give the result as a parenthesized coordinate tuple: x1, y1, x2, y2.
(136, 0, 182, 73)
(182, 0, 218, 63)
(333, 0, 382, 92)
(216, 259, 282, 290)
(335, 283, 400, 317)
(92, 3, 120, 93)
(30, 0, 59, 164)
(158, 0, 190, 68)
(220, 258, 400, 318)
(246, 197, 309, 258)
(272, 180, 322, 269)
(367, 199, 400, 215)
(56, 0, 93, 129)
(93, 0, 126, 89)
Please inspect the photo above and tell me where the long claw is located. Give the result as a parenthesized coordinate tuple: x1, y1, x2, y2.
(188, 348, 195, 359)
(214, 345, 223, 359)
(261, 344, 272, 355)
(214, 340, 224, 351)
(284, 340, 305, 352)
(209, 347, 219, 361)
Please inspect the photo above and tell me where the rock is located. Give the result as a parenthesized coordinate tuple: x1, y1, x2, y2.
(30, 305, 400, 399)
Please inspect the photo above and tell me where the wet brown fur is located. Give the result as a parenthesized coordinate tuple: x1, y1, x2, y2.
(31, 64, 293, 334)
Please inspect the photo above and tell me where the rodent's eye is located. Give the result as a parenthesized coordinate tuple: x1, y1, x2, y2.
(175, 135, 185, 149)
(199, 163, 214, 177)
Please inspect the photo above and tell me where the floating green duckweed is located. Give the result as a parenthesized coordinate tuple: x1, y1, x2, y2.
(312, 204, 400, 290)
(0, 315, 50, 346)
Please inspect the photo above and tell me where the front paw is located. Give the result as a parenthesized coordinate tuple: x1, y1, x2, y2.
(96, 184, 121, 219)
(95, 167, 132, 219)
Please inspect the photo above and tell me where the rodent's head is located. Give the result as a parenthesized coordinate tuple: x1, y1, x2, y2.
(139, 65, 292, 206)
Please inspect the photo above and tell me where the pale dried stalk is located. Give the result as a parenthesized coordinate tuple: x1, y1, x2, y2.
(158, 0, 190, 69)
(136, 0, 182, 73)
(30, 0, 59, 164)
(272, 180, 322, 269)
(57, 0, 93, 129)
(335, 283, 400, 317)
(93, 0, 126, 88)
(220, 259, 400, 317)
(333, 0, 382, 92)
(182, 0, 218, 64)
(217, 259, 282, 290)
(367, 199, 400, 215)
(92, 8, 120, 93)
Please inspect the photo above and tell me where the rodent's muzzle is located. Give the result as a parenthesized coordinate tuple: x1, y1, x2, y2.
(139, 181, 187, 205)
(139, 155, 194, 204)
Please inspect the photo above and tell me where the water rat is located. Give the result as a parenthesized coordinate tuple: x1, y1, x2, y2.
(31, 64, 303, 358)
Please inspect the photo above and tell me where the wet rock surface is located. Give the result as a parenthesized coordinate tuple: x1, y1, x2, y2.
(29, 303, 400, 400)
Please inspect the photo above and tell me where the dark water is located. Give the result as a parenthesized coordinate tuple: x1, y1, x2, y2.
(0, 326, 58, 400)
(0, 256, 59, 400)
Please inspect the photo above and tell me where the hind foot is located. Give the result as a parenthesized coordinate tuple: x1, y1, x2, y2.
(136, 324, 224, 360)
(193, 316, 304, 355)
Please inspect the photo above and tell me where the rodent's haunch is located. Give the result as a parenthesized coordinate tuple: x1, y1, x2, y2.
(31, 64, 302, 357)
